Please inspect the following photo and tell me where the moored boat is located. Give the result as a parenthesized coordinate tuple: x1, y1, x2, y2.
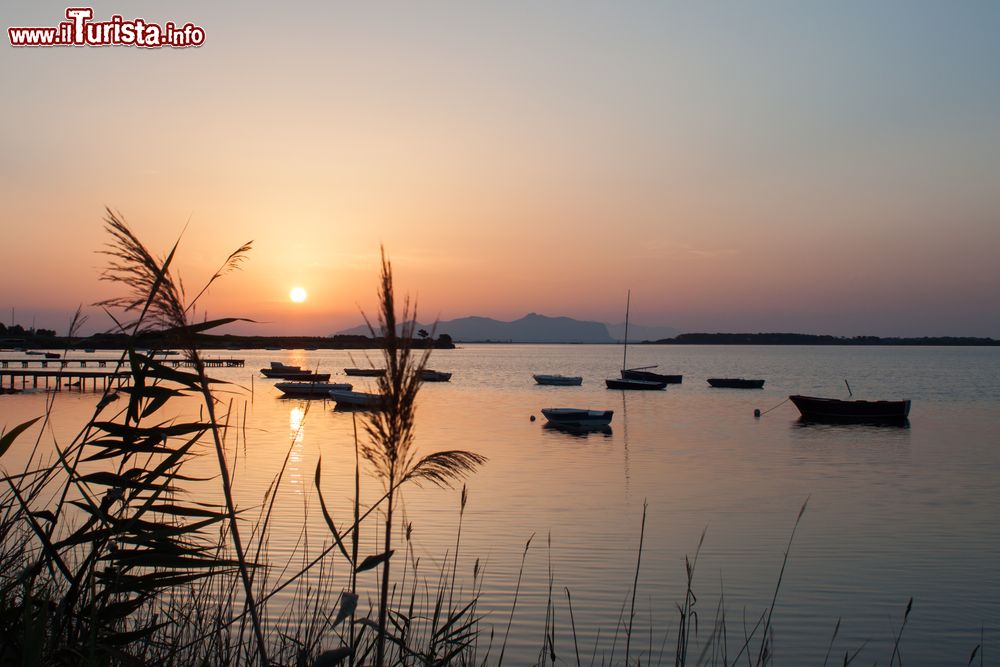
(269, 361, 300, 370)
(418, 369, 452, 382)
(541, 407, 613, 427)
(275, 381, 352, 397)
(606, 377, 667, 391)
(344, 367, 386, 377)
(708, 378, 765, 389)
(621, 368, 682, 384)
(329, 389, 382, 409)
(789, 394, 910, 423)
(261, 369, 331, 381)
(260, 367, 296, 376)
(533, 374, 583, 386)
(607, 291, 676, 390)
(261, 362, 330, 380)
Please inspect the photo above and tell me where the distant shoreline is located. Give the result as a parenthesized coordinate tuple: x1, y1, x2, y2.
(0, 333, 456, 351)
(382, 333, 999, 346)
(644, 333, 999, 346)
(2, 332, 996, 350)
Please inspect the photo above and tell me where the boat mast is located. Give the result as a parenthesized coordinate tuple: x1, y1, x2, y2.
(621, 289, 631, 372)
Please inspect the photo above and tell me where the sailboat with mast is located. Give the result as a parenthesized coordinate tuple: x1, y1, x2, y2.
(619, 290, 682, 384)
(605, 290, 669, 391)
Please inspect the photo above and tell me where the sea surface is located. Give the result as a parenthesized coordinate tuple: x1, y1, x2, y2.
(2, 344, 998, 665)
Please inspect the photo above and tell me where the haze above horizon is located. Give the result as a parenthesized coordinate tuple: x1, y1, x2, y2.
(3, 2, 999, 338)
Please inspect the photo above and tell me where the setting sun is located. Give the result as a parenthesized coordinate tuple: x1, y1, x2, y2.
(289, 286, 307, 303)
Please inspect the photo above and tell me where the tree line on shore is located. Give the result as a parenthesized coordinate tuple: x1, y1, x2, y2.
(0, 328, 456, 351)
(649, 332, 998, 346)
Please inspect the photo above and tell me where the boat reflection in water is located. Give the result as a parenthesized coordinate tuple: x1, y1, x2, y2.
(794, 416, 910, 429)
(542, 421, 613, 437)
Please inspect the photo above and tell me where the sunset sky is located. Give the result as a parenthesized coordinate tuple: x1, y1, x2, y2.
(2, 2, 999, 337)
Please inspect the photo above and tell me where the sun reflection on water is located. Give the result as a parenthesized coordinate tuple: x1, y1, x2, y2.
(286, 404, 307, 489)
(289, 405, 306, 448)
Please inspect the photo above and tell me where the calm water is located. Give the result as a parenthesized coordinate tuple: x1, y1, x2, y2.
(2, 344, 999, 664)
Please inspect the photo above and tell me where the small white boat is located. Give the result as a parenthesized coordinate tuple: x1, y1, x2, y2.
(418, 369, 452, 382)
(275, 381, 353, 397)
(533, 374, 583, 386)
(329, 389, 383, 409)
(541, 408, 613, 427)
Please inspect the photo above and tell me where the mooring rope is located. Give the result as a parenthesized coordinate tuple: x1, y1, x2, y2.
(755, 397, 789, 418)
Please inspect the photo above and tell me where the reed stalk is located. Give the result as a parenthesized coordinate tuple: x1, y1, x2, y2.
(625, 499, 647, 665)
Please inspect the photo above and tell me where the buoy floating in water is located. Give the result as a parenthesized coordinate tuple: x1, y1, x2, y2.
(754, 409, 761, 418)
(530, 414, 536, 422)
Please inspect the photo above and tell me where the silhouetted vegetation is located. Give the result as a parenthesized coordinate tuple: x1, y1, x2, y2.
(0, 322, 58, 343)
(0, 215, 483, 666)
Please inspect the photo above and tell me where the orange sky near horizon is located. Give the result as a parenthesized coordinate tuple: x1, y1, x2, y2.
(2, 2, 999, 337)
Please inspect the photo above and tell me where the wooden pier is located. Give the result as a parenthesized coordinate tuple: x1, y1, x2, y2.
(0, 357, 244, 369)
(0, 369, 130, 392)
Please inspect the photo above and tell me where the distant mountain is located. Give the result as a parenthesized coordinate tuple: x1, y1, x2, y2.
(336, 313, 616, 343)
(606, 322, 678, 343)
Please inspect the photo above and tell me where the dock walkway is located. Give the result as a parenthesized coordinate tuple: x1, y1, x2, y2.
(0, 369, 130, 392)
(0, 357, 244, 369)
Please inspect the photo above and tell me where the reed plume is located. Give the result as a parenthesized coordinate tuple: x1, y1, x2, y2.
(94, 211, 269, 665)
(361, 247, 486, 666)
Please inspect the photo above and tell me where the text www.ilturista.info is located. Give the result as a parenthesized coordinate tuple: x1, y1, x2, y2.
(8, 8, 205, 48)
